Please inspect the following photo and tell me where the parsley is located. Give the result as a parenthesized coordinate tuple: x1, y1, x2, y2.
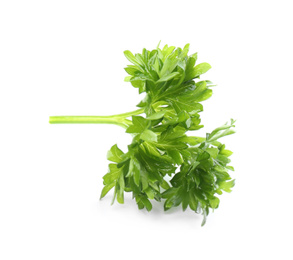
(50, 43, 236, 225)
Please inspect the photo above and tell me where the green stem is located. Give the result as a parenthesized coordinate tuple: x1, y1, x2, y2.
(49, 108, 144, 129)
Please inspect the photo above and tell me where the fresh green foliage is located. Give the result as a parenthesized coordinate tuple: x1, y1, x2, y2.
(102, 43, 235, 225)
(50, 43, 236, 226)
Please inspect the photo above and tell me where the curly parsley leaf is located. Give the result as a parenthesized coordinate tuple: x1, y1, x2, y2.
(102, 44, 236, 225)
(50, 43, 236, 226)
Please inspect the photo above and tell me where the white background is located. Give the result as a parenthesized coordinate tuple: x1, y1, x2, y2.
(1, 0, 292, 259)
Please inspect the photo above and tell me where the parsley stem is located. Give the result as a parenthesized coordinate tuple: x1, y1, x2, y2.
(49, 108, 144, 129)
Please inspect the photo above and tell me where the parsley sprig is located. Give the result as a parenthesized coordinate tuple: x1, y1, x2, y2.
(50, 43, 236, 225)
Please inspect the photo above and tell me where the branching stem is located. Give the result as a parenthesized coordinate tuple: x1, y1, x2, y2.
(49, 108, 144, 129)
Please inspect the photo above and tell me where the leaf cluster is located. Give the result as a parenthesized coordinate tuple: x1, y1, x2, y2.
(100, 43, 235, 225)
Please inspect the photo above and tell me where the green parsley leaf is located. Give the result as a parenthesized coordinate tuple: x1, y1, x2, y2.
(50, 43, 236, 226)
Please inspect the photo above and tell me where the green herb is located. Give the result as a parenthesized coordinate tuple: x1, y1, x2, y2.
(50, 43, 236, 225)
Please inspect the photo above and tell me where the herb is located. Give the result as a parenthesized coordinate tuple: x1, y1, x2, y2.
(50, 43, 236, 225)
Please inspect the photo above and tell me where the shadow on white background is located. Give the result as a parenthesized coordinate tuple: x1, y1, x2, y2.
(98, 194, 203, 223)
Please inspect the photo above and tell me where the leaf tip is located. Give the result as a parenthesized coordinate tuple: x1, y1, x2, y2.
(157, 40, 161, 49)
